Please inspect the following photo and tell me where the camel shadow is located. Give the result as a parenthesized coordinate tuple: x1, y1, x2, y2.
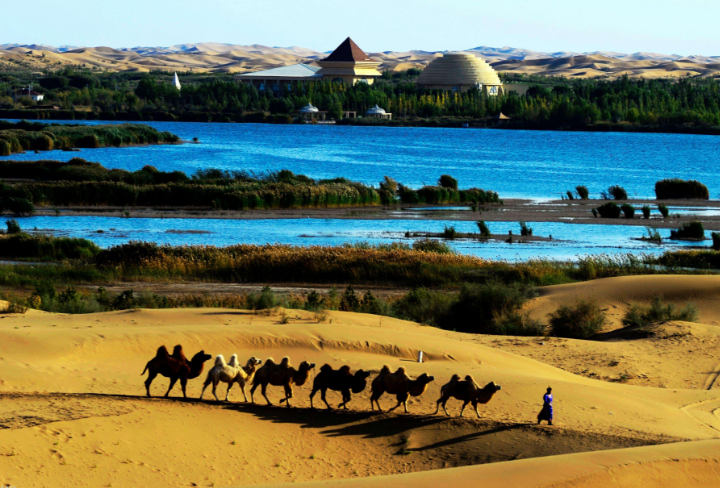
(411, 423, 528, 452)
(222, 402, 378, 430)
(321, 415, 447, 439)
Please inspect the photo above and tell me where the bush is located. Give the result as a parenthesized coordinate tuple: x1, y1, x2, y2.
(247, 285, 277, 310)
(608, 185, 628, 200)
(0, 233, 100, 260)
(519, 221, 533, 236)
(438, 174, 458, 190)
(492, 310, 545, 336)
(712, 232, 720, 250)
(477, 221, 491, 237)
(443, 225, 457, 239)
(670, 221, 704, 240)
(440, 282, 535, 334)
(548, 299, 607, 339)
(596, 202, 621, 218)
(412, 239, 453, 254)
(621, 203, 635, 218)
(0, 197, 35, 216)
(391, 288, 455, 327)
(566, 191, 574, 200)
(576, 185, 589, 200)
(5, 219, 21, 234)
(642, 205, 651, 219)
(655, 179, 709, 200)
(622, 296, 698, 327)
(658, 204, 669, 218)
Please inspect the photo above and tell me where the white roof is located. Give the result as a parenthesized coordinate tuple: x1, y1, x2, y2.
(366, 104, 386, 114)
(237, 63, 322, 79)
(299, 103, 319, 113)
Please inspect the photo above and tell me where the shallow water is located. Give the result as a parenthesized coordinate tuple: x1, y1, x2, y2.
(15, 216, 701, 261)
(4, 120, 720, 200)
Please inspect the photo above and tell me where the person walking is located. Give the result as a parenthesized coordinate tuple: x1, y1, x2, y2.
(537, 387, 553, 425)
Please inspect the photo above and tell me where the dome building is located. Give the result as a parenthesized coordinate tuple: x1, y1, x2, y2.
(417, 52, 504, 95)
(365, 104, 392, 120)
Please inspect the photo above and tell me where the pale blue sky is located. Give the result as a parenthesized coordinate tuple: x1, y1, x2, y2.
(4, 0, 720, 55)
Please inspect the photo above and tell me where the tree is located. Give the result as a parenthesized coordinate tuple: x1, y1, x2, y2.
(329, 101, 343, 120)
(438, 174, 458, 190)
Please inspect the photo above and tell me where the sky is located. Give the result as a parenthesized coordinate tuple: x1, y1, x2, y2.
(3, 0, 720, 56)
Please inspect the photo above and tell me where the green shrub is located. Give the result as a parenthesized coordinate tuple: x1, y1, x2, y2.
(596, 202, 621, 218)
(566, 191, 574, 200)
(519, 221, 533, 236)
(247, 285, 277, 310)
(655, 179, 709, 200)
(621, 203, 635, 218)
(0, 233, 99, 260)
(391, 288, 455, 327)
(492, 310, 545, 336)
(576, 185, 589, 200)
(670, 221, 704, 240)
(548, 299, 607, 339)
(477, 221, 491, 237)
(712, 232, 720, 250)
(440, 282, 535, 334)
(438, 174, 458, 190)
(608, 185, 628, 200)
(443, 225, 457, 239)
(645, 227, 662, 243)
(622, 296, 698, 327)
(658, 204, 669, 218)
(5, 219, 21, 234)
(642, 205, 651, 219)
(412, 239, 453, 254)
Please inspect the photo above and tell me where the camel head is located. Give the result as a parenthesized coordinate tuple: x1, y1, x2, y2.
(351, 369, 371, 394)
(298, 361, 316, 373)
(191, 350, 213, 366)
(483, 382, 502, 393)
(409, 373, 435, 397)
(245, 357, 262, 371)
(293, 361, 316, 386)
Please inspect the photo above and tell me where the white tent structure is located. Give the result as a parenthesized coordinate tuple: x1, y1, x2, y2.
(173, 72, 181, 90)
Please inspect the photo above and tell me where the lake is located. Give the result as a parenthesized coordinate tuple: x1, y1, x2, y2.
(15, 216, 700, 261)
(3, 120, 720, 200)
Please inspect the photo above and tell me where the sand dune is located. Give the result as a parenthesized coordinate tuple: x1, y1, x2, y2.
(3, 43, 720, 78)
(2, 274, 720, 487)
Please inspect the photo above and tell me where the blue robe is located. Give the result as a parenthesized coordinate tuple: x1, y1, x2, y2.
(538, 393, 553, 421)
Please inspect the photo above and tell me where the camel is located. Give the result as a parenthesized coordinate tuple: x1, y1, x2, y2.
(370, 365, 435, 413)
(434, 374, 502, 418)
(309, 364, 371, 410)
(200, 354, 262, 402)
(250, 357, 316, 407)
(142, 345, 212, 398)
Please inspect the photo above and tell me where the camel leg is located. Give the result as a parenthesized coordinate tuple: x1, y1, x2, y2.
(434, 399, 442, 415)
(460, 401, 469, 418)
(261, 383, 272, 406)
(442, 401, 450, 416)
(144, 371, 157, 398)
(283, 385, 293, 408)
(199, 379, 210, 400)
(212, 380, 220, 402)
(321, 388, 332, 410)
(339, 390, 350, 409)
(473, 401, 480, 419)
(240, 384, 249, 403)
(225, 382, 233, 402)
(309, 388, 318, 409)
(180, 377, 188, 399)
(250, 383, 259, 404)
(164, 377, 178, 398)
(371, 392, 382, 412)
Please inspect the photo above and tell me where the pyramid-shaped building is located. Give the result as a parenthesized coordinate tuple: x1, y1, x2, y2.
(316, 38, 382, 85)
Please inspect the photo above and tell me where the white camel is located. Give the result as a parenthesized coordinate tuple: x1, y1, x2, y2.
(200, 354, 262, 402)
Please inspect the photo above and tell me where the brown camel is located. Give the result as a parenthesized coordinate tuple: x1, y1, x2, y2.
(309, 364, 371, 410)
(370, 365, 435, 413)
(141, 345, 212, 398)
(250, 357, 316, 407)
(434, 374, 502, 418)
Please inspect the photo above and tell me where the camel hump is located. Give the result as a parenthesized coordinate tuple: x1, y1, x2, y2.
(172, 345, 187, 361)
(228, 354, 239, 367)
(215, 354, 226, 367)
(450, 374, 461, 381)
(396, 366, 406, 375)
(339, 365, 351, 374)
(280, 357, 291, 368)
(464, 375, 474, 382)
(156, 345, 170, 358)
(265, 357, 276, 366)
(380, 365, 391, 374)
(320, 364, 334, 373)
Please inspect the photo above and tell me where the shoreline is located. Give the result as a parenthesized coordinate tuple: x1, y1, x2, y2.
(26, 198, 720, 231)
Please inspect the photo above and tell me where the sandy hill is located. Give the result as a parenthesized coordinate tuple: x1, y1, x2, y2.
(1, 275, 720, 487)
(2, 43, 720, 78)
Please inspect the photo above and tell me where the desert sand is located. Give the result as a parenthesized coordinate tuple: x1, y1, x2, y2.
(2, 275, 720, 487)
(3, 43, 720, 79)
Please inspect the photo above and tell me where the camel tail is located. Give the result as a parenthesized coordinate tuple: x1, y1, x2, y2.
(141, 361, 150, 376)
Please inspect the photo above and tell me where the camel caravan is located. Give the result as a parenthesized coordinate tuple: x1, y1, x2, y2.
(142, 345, 503, 416)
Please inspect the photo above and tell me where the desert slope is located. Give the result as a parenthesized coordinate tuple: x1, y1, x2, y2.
(2, 275, 720, 487)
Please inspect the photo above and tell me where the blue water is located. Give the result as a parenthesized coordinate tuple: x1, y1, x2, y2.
(3, 120, 720, 200)
(16, 216, 701, 261)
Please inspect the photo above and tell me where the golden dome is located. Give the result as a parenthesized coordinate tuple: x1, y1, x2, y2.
(417, 52, 501, 87)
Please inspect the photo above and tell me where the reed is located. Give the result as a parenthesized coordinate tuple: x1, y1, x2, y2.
(655, 179, 709, 200)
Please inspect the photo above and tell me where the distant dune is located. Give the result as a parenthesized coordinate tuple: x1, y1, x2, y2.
(2, 42, 720, 78)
